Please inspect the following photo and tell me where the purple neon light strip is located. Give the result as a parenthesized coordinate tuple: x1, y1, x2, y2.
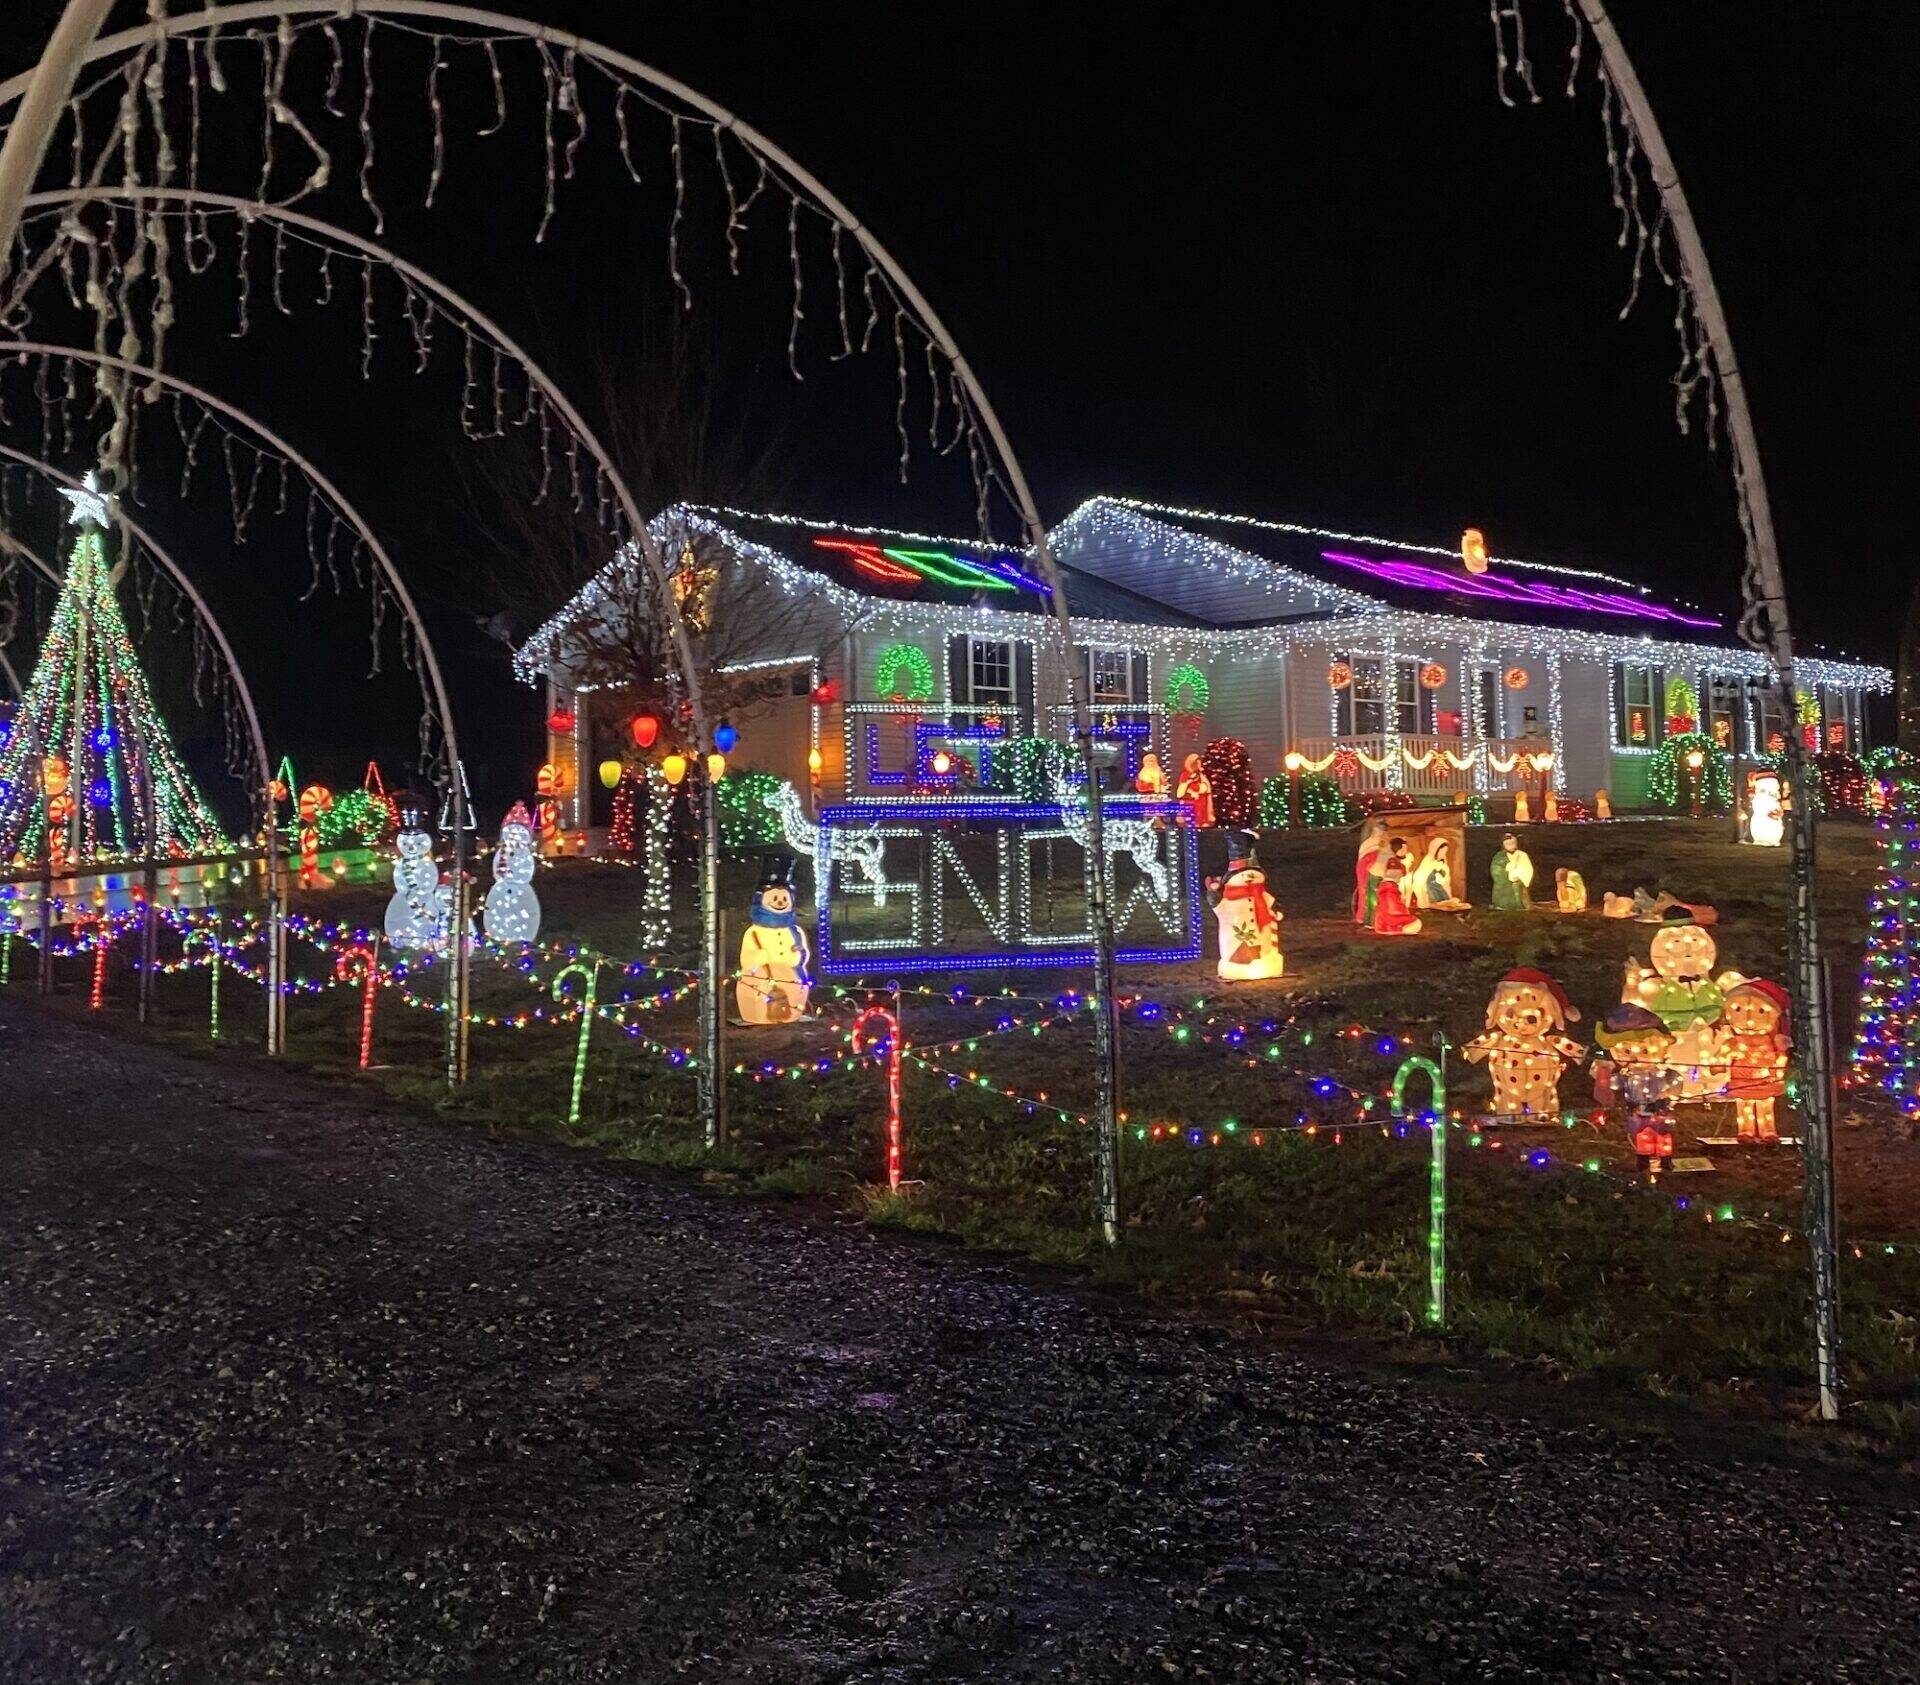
(1318, 550, 1718, 629)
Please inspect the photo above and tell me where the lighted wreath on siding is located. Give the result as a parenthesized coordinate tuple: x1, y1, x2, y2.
(1165, 662, 1210, 714)
(874, 642, 934, 703)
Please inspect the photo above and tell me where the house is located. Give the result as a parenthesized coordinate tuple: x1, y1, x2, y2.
(514, 496, 1890, 843)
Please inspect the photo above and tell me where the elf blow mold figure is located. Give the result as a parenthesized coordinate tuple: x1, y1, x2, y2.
(1716, 978, 1791, 1143)
(1462, 967, 1584, 1120)
(1593, 1003, 1679, 1172)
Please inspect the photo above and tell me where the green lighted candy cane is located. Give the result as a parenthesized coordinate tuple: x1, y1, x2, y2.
(206, 925, 222, 1040)
(551, 959, 598, 1127)
(1391, 1050, 1448, 1329)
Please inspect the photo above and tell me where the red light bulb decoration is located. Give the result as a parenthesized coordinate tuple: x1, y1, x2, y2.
(546, 705, 575, 735)
(629, 711, 661, 750)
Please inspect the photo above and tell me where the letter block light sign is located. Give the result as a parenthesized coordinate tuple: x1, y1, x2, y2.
(813, 800, 1202, 975)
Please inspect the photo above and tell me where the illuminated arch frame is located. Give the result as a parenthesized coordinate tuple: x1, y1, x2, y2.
(0, 3, 1142, 1239)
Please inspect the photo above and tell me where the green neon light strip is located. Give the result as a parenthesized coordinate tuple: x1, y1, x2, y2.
(882, 547, 1017, 591)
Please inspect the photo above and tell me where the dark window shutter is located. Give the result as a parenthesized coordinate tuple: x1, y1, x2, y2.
(947, 636, 968, 706)
(1131, 651, 1150, 702)
(1015, 642, 1036, 730)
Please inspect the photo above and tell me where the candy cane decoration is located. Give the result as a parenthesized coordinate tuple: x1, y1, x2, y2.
(333, 942, 381, 1069)
(551, 960, 598, 1127)
(89, 917, 110, 1010)
(1391, 1049, 1449, 1329)
(851, 1002, 906, 1191)
(206, 927, 221, 1041)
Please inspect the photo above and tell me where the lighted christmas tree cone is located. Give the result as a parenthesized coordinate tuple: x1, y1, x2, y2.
(0, 473, 226, 872)
(735, 852, 811, 1025)
(1205, 829, 1283, 981)
(1461, 968, 1584, 1122)
(1849, 779, 1920, 1119)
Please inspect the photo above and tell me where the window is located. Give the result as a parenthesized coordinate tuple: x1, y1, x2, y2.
(1339, 656, 1384, 735)
(1474, 667, 1500, 742)
(1823, 688, 1854, 752)
(1391, 660, 1435, 736)
(1754, 685, 1790, 754)
(1338, 655, 1432, 736)
(1706, 674, 1745, 751)
(964, 638, 1015, 709)
(1079, 647, 1136, 705)
(1613, 663, 1662, 749)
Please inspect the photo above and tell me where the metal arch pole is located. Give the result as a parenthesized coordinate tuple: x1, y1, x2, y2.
(0, 0, 1108, 1213)
(0, 0, 114, 271)
(14, 183, 712, 1103)
(1574, 0, 1839, 1420)
(0, 339, 464, 1072)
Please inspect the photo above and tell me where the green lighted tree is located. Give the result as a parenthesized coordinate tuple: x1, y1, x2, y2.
(0, 476, 226, 866)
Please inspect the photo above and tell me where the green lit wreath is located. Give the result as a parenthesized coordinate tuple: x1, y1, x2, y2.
(875, 642, 934, 702)
(1166, 661, 1210, 714)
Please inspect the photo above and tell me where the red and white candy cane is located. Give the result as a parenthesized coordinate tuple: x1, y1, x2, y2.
(333, 942, 381, 1069)
(850, 1003, 905, 1191)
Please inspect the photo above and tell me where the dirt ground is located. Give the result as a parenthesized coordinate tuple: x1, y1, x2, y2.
(5, 998, 1919, 1683)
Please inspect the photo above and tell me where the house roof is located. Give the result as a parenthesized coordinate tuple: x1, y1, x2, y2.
(515, 498, 1890, 690)
(1051, 497, 1733, 643)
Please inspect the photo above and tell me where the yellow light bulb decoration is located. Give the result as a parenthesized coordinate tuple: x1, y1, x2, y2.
(706, 752, 727, 783)
(662, 753, 689, 787)
(598, 759, 623, 790)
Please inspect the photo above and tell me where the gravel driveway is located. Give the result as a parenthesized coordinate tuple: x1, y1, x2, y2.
(3, 999, 1917, 1682)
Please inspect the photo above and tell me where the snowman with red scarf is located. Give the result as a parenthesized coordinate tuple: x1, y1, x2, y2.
(1205, 829, 1284, 981)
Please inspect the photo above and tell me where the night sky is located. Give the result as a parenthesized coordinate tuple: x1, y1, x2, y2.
(2, 1, 1913, 817)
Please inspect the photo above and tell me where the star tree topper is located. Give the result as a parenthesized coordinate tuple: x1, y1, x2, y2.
(58, 470, 112, 529)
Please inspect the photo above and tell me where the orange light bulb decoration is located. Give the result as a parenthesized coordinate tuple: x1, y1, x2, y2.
(1462, 527, 1489, 574)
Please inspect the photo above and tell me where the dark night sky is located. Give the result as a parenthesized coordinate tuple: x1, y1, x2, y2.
(2, 2, 1914, 815)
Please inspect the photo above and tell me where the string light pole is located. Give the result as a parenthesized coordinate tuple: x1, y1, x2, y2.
(1509, 0, 1846, 1418)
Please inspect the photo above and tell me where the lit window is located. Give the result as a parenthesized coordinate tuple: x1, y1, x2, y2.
(1613, 663, 1662, 749)
(966, 639, 1014, 709)
(1080, 647, 1135, 704)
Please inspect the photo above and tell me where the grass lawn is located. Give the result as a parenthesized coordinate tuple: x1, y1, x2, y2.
(43, 815, 1920, 1446)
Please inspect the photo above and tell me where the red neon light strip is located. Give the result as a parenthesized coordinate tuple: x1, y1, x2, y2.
(811, 537, 921, 585)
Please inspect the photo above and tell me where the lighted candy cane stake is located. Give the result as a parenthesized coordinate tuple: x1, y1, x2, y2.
(205, 926, 221, 1041)
(89, 914, 110, 1010)
(1391, 1041, 1449, 1329)
(851, 999, 906, 1191)
(332, 942, 382, 1069)
(551, 960, 598, 1128)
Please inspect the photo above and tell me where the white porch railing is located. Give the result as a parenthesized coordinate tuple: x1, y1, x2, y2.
(1289, 734, 1548, 796)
